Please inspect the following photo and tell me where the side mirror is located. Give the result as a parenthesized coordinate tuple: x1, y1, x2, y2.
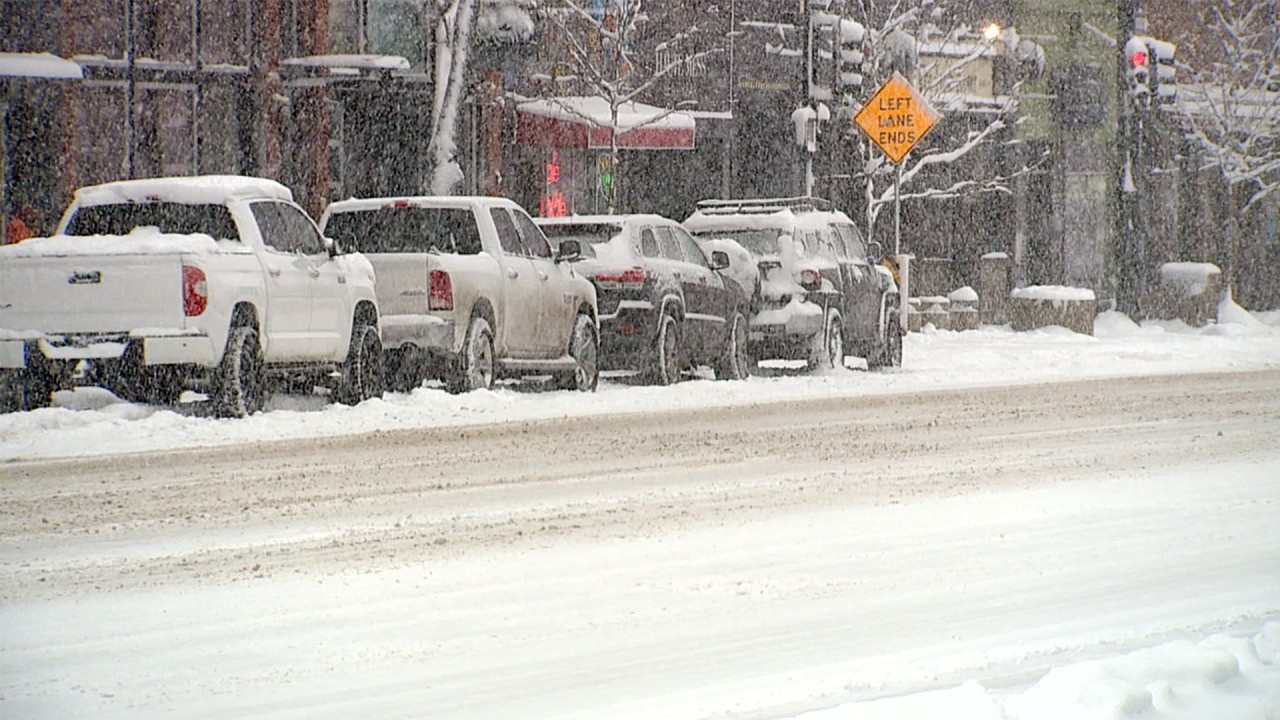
(555, 238, 583, 263)
(325, 236, 341, 257)
(709, 250, 731, 271)
(867, 240, 883, 264)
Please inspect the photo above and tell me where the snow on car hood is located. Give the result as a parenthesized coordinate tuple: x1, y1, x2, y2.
(0, 227, 251, 257)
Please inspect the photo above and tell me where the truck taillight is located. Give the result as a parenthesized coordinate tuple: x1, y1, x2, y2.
(594, 268, 646, 290)
(183, 265, 208, 316)
(429, 269, 453, 311)
(799, 268, 822, 291)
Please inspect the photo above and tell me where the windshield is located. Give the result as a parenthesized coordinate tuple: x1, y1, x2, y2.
(64, 202, 240, 242)
(324, 206, 482, 255)
(537, 223, 622, 259)
(689, 228, 782, 257)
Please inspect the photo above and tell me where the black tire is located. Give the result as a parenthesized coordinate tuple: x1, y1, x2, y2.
(0, 369, 57, 412)
(869, 310, 903, 370)
(446, 316, 495, 394)
(714, 311, 752, 381)
(213, 325, 266, 418)
(336, 321, 385, 405)
(557, 314, 599, 392)
(808, 308, 844, 371)
(646, 312, 681, 386)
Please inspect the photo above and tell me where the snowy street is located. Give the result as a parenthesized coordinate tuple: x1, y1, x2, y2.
(2, 310, 1280, 719)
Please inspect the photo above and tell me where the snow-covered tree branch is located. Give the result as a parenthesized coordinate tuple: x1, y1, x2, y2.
(1180, 0, 1280, 213)
(429, 0, 480, 195)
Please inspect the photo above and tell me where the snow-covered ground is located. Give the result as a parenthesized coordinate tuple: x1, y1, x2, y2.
(3, 301, 1279, 720)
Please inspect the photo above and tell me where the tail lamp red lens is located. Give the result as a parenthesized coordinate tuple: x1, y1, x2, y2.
(182, 265, 208, 316)
(799, 268, 822, 290)
(429, 269, 454, 311)
(594, 268, 646, 290)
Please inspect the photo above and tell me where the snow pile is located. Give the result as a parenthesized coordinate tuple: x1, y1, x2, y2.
(1160, 262, 1222, 297)
(795, 624, 1280, 720)
(0, 227, 246, 257)
(1010, 285, 1096, 302)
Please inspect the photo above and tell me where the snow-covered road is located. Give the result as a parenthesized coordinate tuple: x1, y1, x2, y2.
(2, 362, 1279, 719)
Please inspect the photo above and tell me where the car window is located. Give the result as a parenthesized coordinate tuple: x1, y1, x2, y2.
(814, 226, 842, 260)
(536, 223, 611, 259)
(835, 223, 868, 261)
(512, 209, 553, 259)
(673, 226, 710, 268)
(65, 201, 241, 242)
(688, 227, 781, 257)
(639, 228, 660, 258)
(323, 206, 481, 255)
(654, 226, 683, 261)
(252, 201, 325, 255)
(489, 208, 524, 255)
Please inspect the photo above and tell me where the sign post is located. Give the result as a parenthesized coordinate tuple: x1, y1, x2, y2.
(852, 71, 940, 255)
(853, 72, 940, 333)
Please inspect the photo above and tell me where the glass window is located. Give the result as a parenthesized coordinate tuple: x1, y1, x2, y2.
(689, 227, 781, 257)
(654, 226, 683, 261)
(835, 224, 868, 261)
(323, 206, 481, 255)
(489, 208, 524, 255)
(512, 209, 553, 258)
(65, 201, 240, 242)
(639, 228, 660, 258)
(673, 226, 710, 268)
(252, 201, 325, 255)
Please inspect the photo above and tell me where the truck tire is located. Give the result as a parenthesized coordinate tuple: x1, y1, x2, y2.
(868, 310, 903, 370)
(336, 321, 385, 405)
(0, 369, 57, 413)
(808, 308, 844, 371)
(646, 313, 681, 386)
(446, 316, 495, 394)
(714, 311, 751, 381)
(557, 314, 599, 392)
(213, 325, 266, 418)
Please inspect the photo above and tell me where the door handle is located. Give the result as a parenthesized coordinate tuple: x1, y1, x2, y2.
(507, 267, 520, 279)
(268, 268, 282, 277)
(309, 269, 320, 279)
(538, 271, 549, 281)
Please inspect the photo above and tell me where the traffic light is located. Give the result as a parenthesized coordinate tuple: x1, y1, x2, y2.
(809, 10, 838, 102)
(1147, 38, 1177, 104)
(836, 17, 866, 92)
(1125, 36, 1151, 103)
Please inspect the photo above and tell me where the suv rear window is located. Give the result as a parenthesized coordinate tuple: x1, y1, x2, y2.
(539, 223, 617, 258)
(65, 202, 240, 242)
(325, 206, 482, 255)
(688, 228, 781, 256)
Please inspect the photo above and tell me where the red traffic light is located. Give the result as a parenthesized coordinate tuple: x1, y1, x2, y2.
(1130, 50, 1148, 68)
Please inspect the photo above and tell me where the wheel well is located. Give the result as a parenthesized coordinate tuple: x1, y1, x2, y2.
(577, 302, 596, 323)
(354, 300, 378, 328)
(230, 303, 259, 331)
(470, 298, 496, 330)
(659, 296, 684, 321)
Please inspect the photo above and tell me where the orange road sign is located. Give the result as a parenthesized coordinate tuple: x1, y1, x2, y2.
(853, 72, 940, 164)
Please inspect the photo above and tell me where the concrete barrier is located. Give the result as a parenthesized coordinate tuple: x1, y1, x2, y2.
(1010, 285, 1098, 335)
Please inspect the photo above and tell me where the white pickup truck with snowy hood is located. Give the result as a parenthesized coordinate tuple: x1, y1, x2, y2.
(319, 196, 599, 393)
(0, 175, 385, 416)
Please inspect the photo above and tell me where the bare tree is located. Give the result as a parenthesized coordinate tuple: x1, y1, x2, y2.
(428, 0, 481, 195)
(1180, 0, 1280, 215)
(841, 1, 1044, 248)
(526, 0, 723, 212)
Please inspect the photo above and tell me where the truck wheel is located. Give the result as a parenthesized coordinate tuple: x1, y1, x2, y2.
(808, 308, 844, 371)
(214, 325, 266, 418)
(446, 316, 495, 394)
(0, 369, 57, 413)
(557, 314, 599, 392)
(714, 311, 752, 381)
(869, 311, 903, 370)
(645, 313, 681, 385)
(336, 321, 385, 405)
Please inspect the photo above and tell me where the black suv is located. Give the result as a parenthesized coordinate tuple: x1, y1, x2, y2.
(685, 197, 902, 370)
(536, 214, 753, 384)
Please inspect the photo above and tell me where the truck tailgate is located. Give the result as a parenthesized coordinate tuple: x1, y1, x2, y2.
(366, 253, 431, 315)
(0, 254, 186, 334)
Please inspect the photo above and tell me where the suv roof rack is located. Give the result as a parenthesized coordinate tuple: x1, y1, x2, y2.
(695, 196, 832, 214)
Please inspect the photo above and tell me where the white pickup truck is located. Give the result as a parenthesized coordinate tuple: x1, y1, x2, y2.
(0, 175, 385, 416)
(320, 196, 599, 393)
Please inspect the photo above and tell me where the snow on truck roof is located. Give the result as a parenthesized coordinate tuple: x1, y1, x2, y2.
(73, 175, 293, 207)
(533, 214, 676, 227)
(323, 196, 522, 216)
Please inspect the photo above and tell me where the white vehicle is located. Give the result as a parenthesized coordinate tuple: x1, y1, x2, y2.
(0, 175, 385, 416)
(319, 196, 599, 393)
(685, 197, 903, 370)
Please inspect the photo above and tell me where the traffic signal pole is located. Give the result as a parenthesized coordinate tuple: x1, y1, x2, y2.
(1115, 0, 1144, 316)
